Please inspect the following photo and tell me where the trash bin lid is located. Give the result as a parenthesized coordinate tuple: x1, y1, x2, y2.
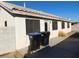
(28, 32, 41, 36)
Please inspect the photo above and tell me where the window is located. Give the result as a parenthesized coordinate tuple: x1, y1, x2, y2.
(67, 22, 70, 28)
(52, 21, 58, 30)
(62, 22, 65, 29)
(45, 22, 48, 31)
(25, 19, 40, 34)
(5, 21, 7, 27)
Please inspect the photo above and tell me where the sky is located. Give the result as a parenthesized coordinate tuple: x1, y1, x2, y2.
(7, 1, 79, 21)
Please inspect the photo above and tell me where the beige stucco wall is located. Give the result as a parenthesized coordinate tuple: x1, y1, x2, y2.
(59, 22, 71, 33)
(0, 7, 30, 55)
(0, 7, 16, 55)
(40, 20, 71, 39)
(15, 17, 30, 50)
(40, 20, 59, 39)
(49, 20, 59, 38)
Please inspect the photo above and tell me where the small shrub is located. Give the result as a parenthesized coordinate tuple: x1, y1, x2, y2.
(58, 31, 67, 37)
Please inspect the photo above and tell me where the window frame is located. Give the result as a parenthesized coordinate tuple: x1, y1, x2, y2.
(52, 20, 58, 30)
(62, 21, 65, 29)
(67, 22, 70, 28)
(5, 21, 7, 27)
(25, 19, 40, 34)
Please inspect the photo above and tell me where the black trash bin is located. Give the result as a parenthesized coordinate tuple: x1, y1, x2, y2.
(28, 32, 41, 51)
(41, 32, 50, 46)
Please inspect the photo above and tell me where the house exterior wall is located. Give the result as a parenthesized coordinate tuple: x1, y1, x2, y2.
(14, 17, 71, 53)
(0, 7, 16, 55)
(40, 20, 72, 39)
(0, 7, 30, 55)
(49, 21, 59, 38)
(59, 22, 71, 33)
(14, 17, 30, 50)
(0, 6, 72, 55)
(40, 19, 59, 38)
(40, 20, 45, 32)
(40, 20, 51, 32)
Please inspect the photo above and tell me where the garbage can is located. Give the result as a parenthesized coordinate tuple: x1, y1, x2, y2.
(28, 32, 41, 51)
(41, 32, 50, 46)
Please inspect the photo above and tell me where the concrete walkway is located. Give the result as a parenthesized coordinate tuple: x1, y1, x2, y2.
(24, 32, 79, 58)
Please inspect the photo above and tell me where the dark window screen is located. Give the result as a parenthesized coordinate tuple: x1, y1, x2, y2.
(52, 21, 58, 30)
(5, 21, 7, 27)
(25, 19, 40, 34)
(67, 22, 70, 28)
(62, 22, 65, 29)
(45, 22, 48, 31)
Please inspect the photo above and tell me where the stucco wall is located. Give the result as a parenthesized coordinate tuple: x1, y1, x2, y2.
(15, 17, 30, 50)
(59, 22, 71, 33)
(40, 20, 71, 39)
(49, 20, 59, 38)
(0, 7, 16, 55)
